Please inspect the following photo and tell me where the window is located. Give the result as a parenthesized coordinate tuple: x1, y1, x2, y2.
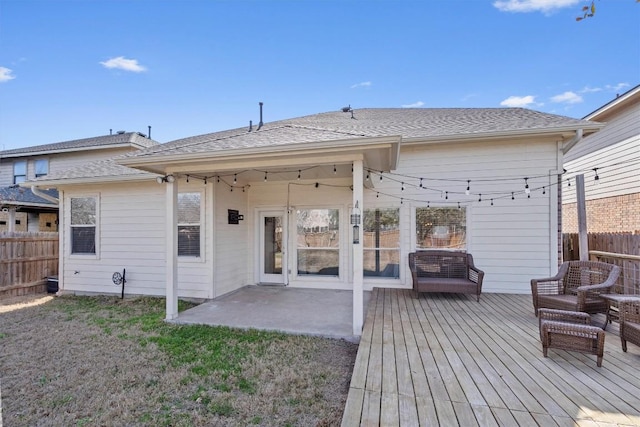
(13, 161, 26, 184)
(35, 159, 49, 177)
(178, 192, 201, 257)
(364, 208, 400, 278)
(416, 207, 466, 250)
(296, 208, 339, 276)
(71, 197, 97, 254)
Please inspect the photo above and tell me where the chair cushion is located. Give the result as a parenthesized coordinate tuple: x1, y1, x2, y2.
(538, 294, 607, 314)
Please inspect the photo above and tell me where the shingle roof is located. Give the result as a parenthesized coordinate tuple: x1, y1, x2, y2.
(125, 108, 598, 159)
(0, 185, 58, 206)
(32, 157, 154, 181)
(0, 132, 158, 157)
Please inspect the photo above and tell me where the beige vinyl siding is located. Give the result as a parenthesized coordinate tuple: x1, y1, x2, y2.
(62, 180, 213, 299)
(213, 180, 250, 297)
(566, 103, 640, 161)
(563, 135, 639, 204)
(381, 138, 560, 293)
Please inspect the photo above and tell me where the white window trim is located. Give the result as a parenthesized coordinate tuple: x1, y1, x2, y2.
(34, 158, 49, 178)
(412, 203, 470, 252)
(293, 206, 343, 281)
(68, 194, 100, 260)
(13, 160, 26, 184)
(177, 189, 205, 263)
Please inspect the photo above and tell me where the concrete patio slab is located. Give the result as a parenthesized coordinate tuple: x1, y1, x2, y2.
(172, 286, 371, 342)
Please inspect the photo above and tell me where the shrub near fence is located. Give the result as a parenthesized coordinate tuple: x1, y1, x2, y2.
(0, 232, 59, 299)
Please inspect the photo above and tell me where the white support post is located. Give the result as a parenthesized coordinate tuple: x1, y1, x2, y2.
(576, 174, 589, 261)
(352, 159, 364, 336)
(8, 207, 16, 233)
(166, 179, 179, 320)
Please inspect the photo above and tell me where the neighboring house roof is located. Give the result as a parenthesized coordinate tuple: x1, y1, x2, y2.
(0, 185, 59, 208)
(0, 132, 158, 158)
(29, 157, 156, 186)
(123, 108, 602, 160)
(583, 84, 640, 122)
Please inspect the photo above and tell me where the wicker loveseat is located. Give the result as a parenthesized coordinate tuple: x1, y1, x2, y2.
(530, 261, 621, 322)
(620, 300, 640, 352)
(408, 251, 484, 301)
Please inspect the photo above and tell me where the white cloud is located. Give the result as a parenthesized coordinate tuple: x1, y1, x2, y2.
(580, 85, 602, 94)
(551, 91, 583, 104)
(500, 95, 537, 108)
(0, 67, 15, 82)
(401, 101, 425, 108)
(493, 0, 580, 13)
(100, 56, 147, 72)
(350, 81, 371, 89)
(605, 82, 630, 92)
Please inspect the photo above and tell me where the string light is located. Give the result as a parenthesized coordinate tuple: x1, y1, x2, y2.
(401, 182, 405, 192)
(491, 199, 494, 206)
(380, 172, 383, 182)
(511, 192, 515, 200)
(217, 176, 220, 183)
(419, 178, 423, 188)
(466, 180, 470, 195)
(567, 178, 571, 187)
(542, 186, 546, 195)
(297, 170, 301, 180)
(264, 172, 268, 182)
(524, 177, 530, 194)
(445, 191, 449, 200)
(427, 201, 430, 208)
(400, 198, 404, 205)
(366, 172, 370, 180)
(593, 168, 600, 183)
(233, 174, 237, 184)
(333, 165, 337, 174)
(458, 202, 461, 209)
(376, 192, 379, 198)
(186, 175, 190, 183)
(478, 193, 482, 202)
(204, 177, 208, 185)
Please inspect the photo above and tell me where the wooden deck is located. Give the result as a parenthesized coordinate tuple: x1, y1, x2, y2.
(342, 288, 640, 426)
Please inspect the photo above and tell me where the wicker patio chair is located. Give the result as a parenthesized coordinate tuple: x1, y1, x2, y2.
(530, 261, 621, 324)
(538, 308, 605, 367)
(620, 300, 640, 353)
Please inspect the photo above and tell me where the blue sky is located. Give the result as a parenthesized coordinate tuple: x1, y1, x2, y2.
(1, 0, 638, 149)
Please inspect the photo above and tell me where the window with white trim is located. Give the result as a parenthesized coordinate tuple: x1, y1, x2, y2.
(178, 192, 201, 257)
(70, 197, 97, 254)
(415, 207, 466, 250)
(296, 208, 339, 276)
(13, 161, 26, 184)
(35, 159, 49, 177)
(364, 208, 400, 278)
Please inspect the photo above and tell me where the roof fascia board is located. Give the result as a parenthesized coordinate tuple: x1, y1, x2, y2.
(0, 201, 57, 208)
(118, 135, 402, 168)
(583, 85, 640, 121)
(20, 174, 157, 188)
(0, 143, 136, 159)
(400, 125, 604, 146)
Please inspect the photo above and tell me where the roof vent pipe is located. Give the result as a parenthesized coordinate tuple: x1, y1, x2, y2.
(110, 129, 113, 135)
(148, 126, 152, 139)
(258, 102, 264, 130)
(249, 120, 253, 132)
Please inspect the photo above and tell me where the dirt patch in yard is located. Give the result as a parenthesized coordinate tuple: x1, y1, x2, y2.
(0, 294, 358, 426)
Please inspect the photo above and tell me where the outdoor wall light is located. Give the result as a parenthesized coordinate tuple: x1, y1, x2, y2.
(156, 174, 176, 184)
(351, 201, 361, 244)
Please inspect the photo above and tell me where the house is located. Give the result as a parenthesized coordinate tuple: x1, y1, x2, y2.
(0, 131, 158, 232)
(562, 84, 640, 233)
(28, 107, 602, 335)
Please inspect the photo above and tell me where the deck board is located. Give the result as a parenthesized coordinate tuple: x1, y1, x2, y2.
(341, 289, 640, 426)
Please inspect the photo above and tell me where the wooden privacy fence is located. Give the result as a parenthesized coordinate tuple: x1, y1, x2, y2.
(563, 232, 640, 294)
(0, 232, 59, 298)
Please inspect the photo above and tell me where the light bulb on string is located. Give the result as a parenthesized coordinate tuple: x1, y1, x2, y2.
(333, 165, 337, 174)
(376, 192, 379, 198)
(186, 175, 190, 183)
(401, 182, 405, 192)
(524, 177, 530, 194)
(490, 199, 494, 206)
(567, 178, 571, 187)
(458, 202, 461, 210)
(593, 168, 600, 184)
(264, 172, 268, 182)
(478, 194, 482, 202)
(445, 191, 448, 200)
(216, 176, 220, 183)
(297, 170, 301, 180)
(542, 186, 546, 195)
(465, 180, 470, 196)
(204, 177, 208, 185)
(400, 198, 404, 205)
(233, 174, 237, 184)
(419, 178, 423, 188)
(511, 192, 515, 200)
(379, 172, 383, 182)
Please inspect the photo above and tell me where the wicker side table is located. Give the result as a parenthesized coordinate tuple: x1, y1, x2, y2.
(538, 308, 606, 367)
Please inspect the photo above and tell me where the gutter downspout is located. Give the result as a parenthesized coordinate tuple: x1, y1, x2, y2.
(562, 128, 583, 155)
(31, 186, 60, 204)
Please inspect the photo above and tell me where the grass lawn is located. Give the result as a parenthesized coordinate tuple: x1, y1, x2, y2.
(0, 294, 357, 426)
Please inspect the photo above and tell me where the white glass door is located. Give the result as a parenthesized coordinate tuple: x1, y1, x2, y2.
(259, 211, 286, 283)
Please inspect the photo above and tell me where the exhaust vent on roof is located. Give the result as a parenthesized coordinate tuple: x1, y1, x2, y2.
(116, 130, 126, 134)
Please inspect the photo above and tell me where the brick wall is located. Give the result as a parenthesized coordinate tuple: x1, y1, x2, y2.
(563, 192, 640, 233)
